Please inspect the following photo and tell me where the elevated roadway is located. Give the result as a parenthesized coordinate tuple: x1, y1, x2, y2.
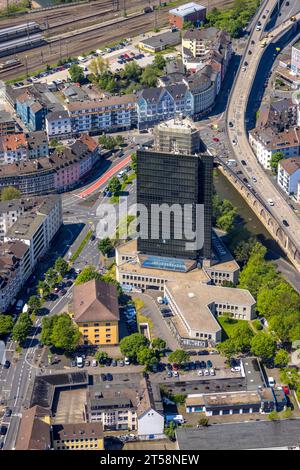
(226, 0, 300, 270)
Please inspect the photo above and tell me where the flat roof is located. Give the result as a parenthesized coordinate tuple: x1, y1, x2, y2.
(169, 2, 206, 17)
(186, 388, 273, 407)
(165, 281, 255, 334)
(139, 30, 180, 48)
(176, 420, 300, 450)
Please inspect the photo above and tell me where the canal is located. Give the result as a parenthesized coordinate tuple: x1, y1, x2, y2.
(214, 169, 286, 261)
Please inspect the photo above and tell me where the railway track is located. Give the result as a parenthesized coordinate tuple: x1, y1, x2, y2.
(0, 0, 234, 80)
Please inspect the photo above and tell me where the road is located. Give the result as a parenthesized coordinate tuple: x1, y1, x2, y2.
(226, 0, 300, 256)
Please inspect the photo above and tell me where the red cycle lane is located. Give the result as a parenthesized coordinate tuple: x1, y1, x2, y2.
(78, 154, 132, 198)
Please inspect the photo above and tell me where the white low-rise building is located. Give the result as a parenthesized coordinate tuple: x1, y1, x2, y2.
(277, 157, 300, 195)
(45, 110, 72, 139)
(249, 127, 300, 169)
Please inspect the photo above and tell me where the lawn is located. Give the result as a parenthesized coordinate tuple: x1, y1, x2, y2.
(218, 316, 248, 341)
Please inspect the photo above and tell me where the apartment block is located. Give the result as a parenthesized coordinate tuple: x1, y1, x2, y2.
(4, 195, 62, 270)
(277, 157, 300, 195)
(249, 126, 300, 169)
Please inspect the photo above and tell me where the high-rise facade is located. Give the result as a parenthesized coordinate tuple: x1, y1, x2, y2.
(136, 118, 213, 261)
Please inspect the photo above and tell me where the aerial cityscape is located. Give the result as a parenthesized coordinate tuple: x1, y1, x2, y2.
(0, 0, 300, 456)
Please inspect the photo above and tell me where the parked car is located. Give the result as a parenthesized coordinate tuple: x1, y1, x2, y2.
(231, 366, 241, 372)
(4, 408, 12, 418)
(118, 360, 124, 367)
(207, 360, 213, 368)
(209, 368, 215, 376)
(106, 373, 113, 381)
(84, 360, 90, 367)
(204, 369, 209, 376)
(172, 363, 179, 371)
(124, 357, 130, 365)
(92, 359, 98, 367)
(70, 360, 76, 367)
(3, 360, 10, 369)
(167, 370, 172, 378)
(173, 371, 179, 378)
(198, 369, 203, 376)
(268, 376, 275, 387)
(101, 373, 107, 381)
(0, 426, 7, 436)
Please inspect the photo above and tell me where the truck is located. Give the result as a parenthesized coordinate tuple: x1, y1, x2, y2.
(165, 414, 185, 425)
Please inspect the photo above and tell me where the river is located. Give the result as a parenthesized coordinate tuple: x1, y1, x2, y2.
(214, 169, 286, 261)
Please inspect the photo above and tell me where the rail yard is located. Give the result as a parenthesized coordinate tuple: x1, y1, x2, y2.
(0, 0, 233, 79)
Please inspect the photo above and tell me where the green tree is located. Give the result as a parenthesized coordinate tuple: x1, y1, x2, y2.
(89, 56, 109, 76)
(40, 316, 55, 346)
(231, 322, 253, 353)
(0, 314, 14, 336)
(151, 337, 166, 351)
(153, 54, 166, 70)
(251, 333, 276, 361)
(131, 152, 137, 172)
(238, 243, 280, 297)
(37, 280, 50, 299)
(54, 257, 69, 277)
(115, 135, 124, 147)
(12, 312, 32, 345)
(279, 368, 300, 389)
(141, 65, 159, 87)
(217, 339, 236, 359)
(0, 186, 21, 201)
(136, 347, 158, 368)
(164, 421, 176, 441)
(69, 64, 85, 83)
(95, 350, 109, 364)
(198, 417, 209, 427)
(274, 349, 289, 368)
(119, 333, 149, 360)
(268, 313, 300, 343)
(74, 265, 102, 285)
(123, 61, 142, 80)
(233, 237, 257, 265)
(168, 349, 189, 365)
(45, 267, 59, 289)
(50, 313, 81, 352)
(28, 295, 42, 314)
(108, 176, 121, 195)
(257, 283, 300, 319)
(270, 151, 284, 173)
(97, 237, 113, 256)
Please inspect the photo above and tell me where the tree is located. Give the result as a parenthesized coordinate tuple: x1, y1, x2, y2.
(270, 151, 284, 173)
(279, 368, 300, 389)
(89, 56, 109, 76)
(119, 333, 149, 360)
(40, 316, 55, 346)
(54, 257, 69, 277)
(69, 64, 85, 83)
(95, 350, 109, 364)
(136, 347, 158, 368)
(238, 243, 280, 298)
(74, 265, 102, 285)
(131, 152, 137, 172)
(257, 283, 300, 319)
(198, 417, 209, 427)
(151, 337, 166, 351)
(231, 322, 253, 353)
(251, 333, 276, 361)
(217, 339, 236, 359)
(12, 312, 32, 345)
(168, 349, 189, 365)
(28, 295, 42, 314)
(123, 61, 141, 80)
(50, 313, 81, 352)
(97, 237, 113, 256)
(274, 349, 289, 368)
(141, 65, 158, 87)
(37, 280, 50, 299)
(164, 421, 176, 441)
(115, 135, 124, 147)
(108, 176, 121, 195)
(153, 54, 166, 70)
(1, 186, 21, 201)
(233, 237, 257, 265)
(0, 314, 14, 336)
(45, 267, 59, 289)
(268, 313, 300, 343)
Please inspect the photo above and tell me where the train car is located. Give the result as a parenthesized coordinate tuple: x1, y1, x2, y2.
(0, 34, 46, 58)
(0, 58, 22, 70)
(0, 22, 41, 44)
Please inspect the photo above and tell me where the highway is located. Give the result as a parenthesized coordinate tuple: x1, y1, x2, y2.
(226, 0, 300, 255)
